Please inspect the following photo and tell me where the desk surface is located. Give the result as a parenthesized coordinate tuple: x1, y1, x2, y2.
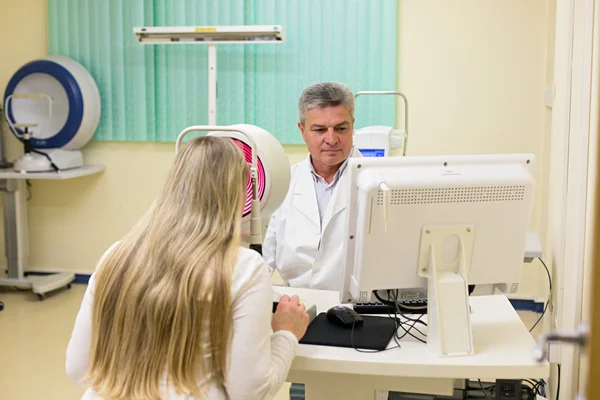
(274, 286, 550, 380)
(0, 165, 104, 180)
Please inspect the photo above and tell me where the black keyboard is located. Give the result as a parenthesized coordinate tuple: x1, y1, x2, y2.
(353, 301, 427, 315)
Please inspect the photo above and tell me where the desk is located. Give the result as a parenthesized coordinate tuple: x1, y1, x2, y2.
(0, 166, 104, 299)
(274, 286, 550, 399)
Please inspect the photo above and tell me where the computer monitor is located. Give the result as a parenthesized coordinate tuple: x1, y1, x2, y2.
(340, 154, 535, 357)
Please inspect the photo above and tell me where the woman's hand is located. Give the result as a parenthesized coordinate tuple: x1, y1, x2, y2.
(272, 295, 309, 341)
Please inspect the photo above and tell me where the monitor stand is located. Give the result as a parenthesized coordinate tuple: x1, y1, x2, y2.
(418, 225, 475, 357)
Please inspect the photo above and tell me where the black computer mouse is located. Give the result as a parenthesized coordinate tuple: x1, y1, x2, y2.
(326, 306, 364, 328)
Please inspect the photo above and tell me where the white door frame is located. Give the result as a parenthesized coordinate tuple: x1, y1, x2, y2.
(549, 0, 598, 398)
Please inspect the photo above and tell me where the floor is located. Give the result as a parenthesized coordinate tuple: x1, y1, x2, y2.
(0, 285, 291, 400)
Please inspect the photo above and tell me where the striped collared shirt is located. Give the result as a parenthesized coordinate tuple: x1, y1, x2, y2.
(308, 157, 350, 226)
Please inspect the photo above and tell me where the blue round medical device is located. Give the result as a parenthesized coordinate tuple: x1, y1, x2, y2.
(3, 56, 101, 150)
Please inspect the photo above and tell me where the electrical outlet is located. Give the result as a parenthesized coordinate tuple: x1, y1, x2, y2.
(495, 380, 522, 399)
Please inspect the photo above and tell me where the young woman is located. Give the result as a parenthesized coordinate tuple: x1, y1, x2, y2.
(66, 136, 309, 399)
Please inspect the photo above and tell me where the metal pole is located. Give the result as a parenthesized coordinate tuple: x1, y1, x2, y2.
(208, 44, 217, 125)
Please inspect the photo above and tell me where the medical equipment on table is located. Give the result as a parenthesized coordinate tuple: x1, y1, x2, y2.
(0, 57, 103, 300)
(134, 25, 285, 126)
(340, 153, 535, 357)
(353, 91, 408, 157)
(176, 124, 290, 247)
(4, 93, 59, 172)
(3, 56, 101, 172)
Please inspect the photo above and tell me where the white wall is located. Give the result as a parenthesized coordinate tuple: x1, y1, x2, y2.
(396, 0, 553, 298)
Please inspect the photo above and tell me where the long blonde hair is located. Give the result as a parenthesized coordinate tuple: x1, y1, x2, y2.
(87, 136, 249, 399)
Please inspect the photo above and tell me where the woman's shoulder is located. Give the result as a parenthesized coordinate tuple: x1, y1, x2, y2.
(87, 241, 121, 292)
(102, 241, 121, 260)
(94, 241, 121, 271)
(231, 247, 269, 288)
(235, 247, 266, 272)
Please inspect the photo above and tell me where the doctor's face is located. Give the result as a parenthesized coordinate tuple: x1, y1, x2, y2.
(298, 106, 354, 170)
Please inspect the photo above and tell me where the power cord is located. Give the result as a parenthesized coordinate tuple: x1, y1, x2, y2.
(529, 257, 552, 332)
(392, 289, 427, 343)
(350, 289, 428, 352)
(372, 290, 428, 326)
(398, 318, 427, 338)
(31, 149, 59, 172)
(477, 379, 493, 400)
(349, 318, 402, 354)
(524, 378, 545, 396)
(374, 289, 428, 312)
(396, 316, 427, 343)
(529, 379, 546, 397)
(389, 290, 428, 325)
(557, 364, 561, 400)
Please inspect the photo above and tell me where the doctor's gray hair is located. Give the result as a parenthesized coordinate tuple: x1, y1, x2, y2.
(298, 82, 355, 126)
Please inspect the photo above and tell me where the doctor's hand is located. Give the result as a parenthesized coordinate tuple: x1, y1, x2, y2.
(272, 295, 309, 341)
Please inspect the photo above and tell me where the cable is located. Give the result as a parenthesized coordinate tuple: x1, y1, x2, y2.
(385, 310, 403, 347)
(529, 258, 552, 332)
(394, 314, 427, 342)
(350, 291, 404, 353)
(392, 290, 427, 342)
(351, 289, 429, 352)
(393, 290, 427, 333)
(31, 149, 59, 172)
(523, 378, 538, 388)
(351, 292, 426, 352)
(524, 378, 546, 397)
(478, 379, 493, 400)
(531, 378, 545, 395)
(398, 318, 427, 337)
(26, 180, 32, 201)
(386, 290, 428, 326)
(374, 289, 427, 312)
(3, 108, 59, 172)
(529, 300, 548, 332)
(533, 379, 546, 397)
(557, 364, 561, 400)
(390, 290, 427, 343)
(523, 385, 537, 399)
(370, 290, 427, 326)
(349, 319, 402, 353)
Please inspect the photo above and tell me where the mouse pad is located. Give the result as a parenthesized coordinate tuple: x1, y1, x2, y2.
(299, 313, 397, 350)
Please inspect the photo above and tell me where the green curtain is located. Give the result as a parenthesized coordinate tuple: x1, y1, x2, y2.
(47, 0, 398, 144)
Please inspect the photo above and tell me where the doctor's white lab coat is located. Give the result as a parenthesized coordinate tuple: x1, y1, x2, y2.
(263, 148, 362, 291)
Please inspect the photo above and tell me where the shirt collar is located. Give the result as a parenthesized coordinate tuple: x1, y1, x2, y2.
(309, 155, 350, 184)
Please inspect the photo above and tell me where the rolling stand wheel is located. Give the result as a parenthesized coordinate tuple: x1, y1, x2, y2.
(37, 293, 45, 301)
(67, 284, 72, 289)
(0, 301, 4, 311)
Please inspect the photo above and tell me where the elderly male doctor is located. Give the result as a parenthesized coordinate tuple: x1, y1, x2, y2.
(264, 84, 391, 400)
(263, 82, 361, 291)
